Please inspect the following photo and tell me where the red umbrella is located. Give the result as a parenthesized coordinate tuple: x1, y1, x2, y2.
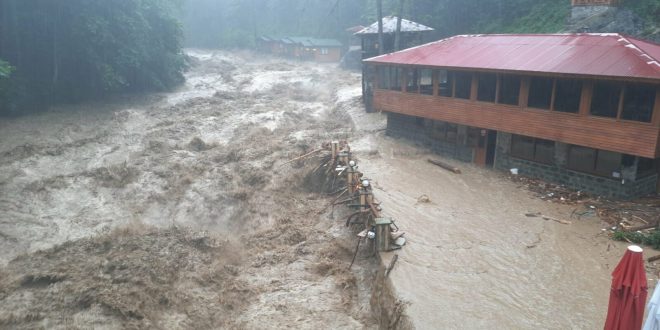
(605, 245, 648, 330)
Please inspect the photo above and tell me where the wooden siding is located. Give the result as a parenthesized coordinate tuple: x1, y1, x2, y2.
(373, 89, 660, 158)
(314, 48, 341, 63)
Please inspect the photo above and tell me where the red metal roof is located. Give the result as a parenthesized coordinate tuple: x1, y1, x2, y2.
(364, 34, 660, 80)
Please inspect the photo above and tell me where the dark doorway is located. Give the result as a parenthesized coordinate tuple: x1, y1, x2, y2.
(486, 131, 497, 167)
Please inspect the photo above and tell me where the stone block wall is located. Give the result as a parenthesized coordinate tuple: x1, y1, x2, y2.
(494, 132, 658, 199)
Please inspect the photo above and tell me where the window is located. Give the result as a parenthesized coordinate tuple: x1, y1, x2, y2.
(430, 121, 447, 140)
(406, 69, 419, 93)
(498, 75, 521, 106)
(568, 146, 597, 173)
(594, 150, 621, 176)
(554, 79, 582, 113)
(419, 69, 433, 95)
(454, 72, 472, 99)
(477, 73, 497, 102)
(466, 127, 480, 147)
(637, 157, 656, 178)
(567, 145, 622, 177)
(389, 67, 402, 91)
(590, 82, 622, 118)
(511, 135, 535, 159)
(378, 66, 390, 89)
(621, 83, 656, 122)
(320, 48, 329, 55)
(534, 139, 555, 164)
(510, 135, 555, 164)
(438, 70, 453, 97)
(528, 77, 553, 109)
(446, 124, 458, 143)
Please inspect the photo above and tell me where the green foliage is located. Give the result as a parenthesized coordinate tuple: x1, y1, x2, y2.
(622, 0, 660, 39)
(613, 230, 660, 250)
(0, 0, 185, 114)
(0, 58, 13, 105)
(0, 59, 12, 78)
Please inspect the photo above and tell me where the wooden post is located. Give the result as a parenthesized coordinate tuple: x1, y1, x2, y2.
(470, 72, 478, 101)
(359, 189, 367, 212)
(519, 77, 530, 108)
(338, 152, 349, 165)
(347, 167, 355, 194)
(579, 81, 593, 116)
(331, 141, 339, 159)
(375, 217, 392, 252)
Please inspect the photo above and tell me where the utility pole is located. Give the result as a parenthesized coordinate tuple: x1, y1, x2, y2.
(394, 0, 404, 51)
(377, 0, 384, 55)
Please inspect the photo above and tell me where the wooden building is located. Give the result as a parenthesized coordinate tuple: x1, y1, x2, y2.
(262, 37, 342, 63)
(354, 16, 434, 111)
(364, 33, 660, 198)
(354, 16, 434, 60)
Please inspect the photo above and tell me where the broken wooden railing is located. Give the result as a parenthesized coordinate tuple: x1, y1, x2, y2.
(284, 140, 406, 269)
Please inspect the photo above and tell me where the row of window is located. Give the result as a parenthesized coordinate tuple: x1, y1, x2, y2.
(510, 134, 656, 178)
(376, 66, 658, 123)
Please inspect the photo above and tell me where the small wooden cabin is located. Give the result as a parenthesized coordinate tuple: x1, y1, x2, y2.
(309, 39, 343, 63)
(365, 33, 660, 198)
(354, 16, 434, 60)
(355, 16, 434, 111)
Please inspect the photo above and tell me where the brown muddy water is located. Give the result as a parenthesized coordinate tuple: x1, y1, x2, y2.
(0, 50, 377, 329)
(0, 49, 656, 329)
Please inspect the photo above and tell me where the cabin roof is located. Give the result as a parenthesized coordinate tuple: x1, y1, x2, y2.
(364, 33, 660, 80)
(280, 37, 342, 48)
(310, 38, 343, 47)
(354, 16, 434, 35)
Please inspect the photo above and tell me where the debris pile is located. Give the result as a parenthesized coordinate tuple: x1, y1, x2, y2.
(286, 141, 406, 268)
(509, 174, 588, 204)
(592, 198, 660, 231)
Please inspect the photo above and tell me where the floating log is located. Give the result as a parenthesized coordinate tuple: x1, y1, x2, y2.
(427, 159, 461, 174)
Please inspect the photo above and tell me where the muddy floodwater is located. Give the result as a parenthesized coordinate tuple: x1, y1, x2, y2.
(0, 49, 655, 329)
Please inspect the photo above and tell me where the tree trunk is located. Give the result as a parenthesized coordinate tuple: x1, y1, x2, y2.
(377, 0, 384, 55)
(394, 0, 404, 51)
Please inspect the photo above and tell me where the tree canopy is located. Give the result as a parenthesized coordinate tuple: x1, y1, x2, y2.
(0, 0, 186, 115)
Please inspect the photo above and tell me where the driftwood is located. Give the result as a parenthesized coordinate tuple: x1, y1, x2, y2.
(622, 222, 659, 232)
(541, 216, 572, 225)
(348, 238, 362, 270)
(280, 148, 323, 167)
(648, 254, 660, 263)
(427, 159, 461, 174)
(385, 254, 399, 277)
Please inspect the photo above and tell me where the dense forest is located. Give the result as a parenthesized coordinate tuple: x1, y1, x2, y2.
(0, 0, 185, 114)
(1, 0, 659, 115)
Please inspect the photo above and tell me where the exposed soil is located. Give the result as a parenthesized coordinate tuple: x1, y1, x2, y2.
(0, 50, 377, 329)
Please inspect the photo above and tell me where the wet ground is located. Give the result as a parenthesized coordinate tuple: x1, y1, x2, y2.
(343, 107, 659, 328)
(0, 49, 657, 329)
